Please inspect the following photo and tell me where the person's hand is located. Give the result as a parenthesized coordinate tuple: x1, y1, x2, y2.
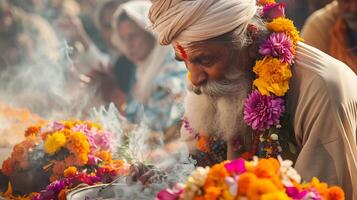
(126, 162, 167, 185)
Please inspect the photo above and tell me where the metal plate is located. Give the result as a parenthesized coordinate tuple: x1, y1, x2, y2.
(66, 183, 134, 200)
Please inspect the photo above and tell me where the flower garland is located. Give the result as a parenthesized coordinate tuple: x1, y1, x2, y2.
(157, 157, 345, 200)
(242, 0, 302, 158)
(182, 0, 302, 159)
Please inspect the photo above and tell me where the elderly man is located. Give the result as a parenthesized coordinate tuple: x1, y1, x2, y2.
(148, 0, 357, 199)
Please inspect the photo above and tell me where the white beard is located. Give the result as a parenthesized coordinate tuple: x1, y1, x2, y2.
(183, 73, 251, 141)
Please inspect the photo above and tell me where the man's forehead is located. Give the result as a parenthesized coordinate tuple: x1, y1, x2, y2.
(173, 42, 230, 57)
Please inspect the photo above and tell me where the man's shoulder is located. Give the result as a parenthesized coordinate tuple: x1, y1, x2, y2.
(293, 42, 357, 103)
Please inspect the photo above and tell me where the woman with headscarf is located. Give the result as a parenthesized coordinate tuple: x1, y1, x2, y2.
(112, 0, 187, 140)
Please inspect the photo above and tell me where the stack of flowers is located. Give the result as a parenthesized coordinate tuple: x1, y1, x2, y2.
(157, 157, 345, 200)
(32, 161, 126, 200)
(1, 120, 119, 190)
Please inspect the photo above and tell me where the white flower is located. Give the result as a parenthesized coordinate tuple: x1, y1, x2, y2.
(225, 176, 238, 196)
(182, 167, 209, 200)
(278, 156, 301, 184)
(270, 134, 279, 141)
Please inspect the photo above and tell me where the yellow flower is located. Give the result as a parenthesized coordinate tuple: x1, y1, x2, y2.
(267, 17, 303, 45)
(253, 57, 292, 96)
(261, 191, 291, 200)
(44, 131, 66, 155)
(247, 179, 279, 200)
(63, 166, 77, 177)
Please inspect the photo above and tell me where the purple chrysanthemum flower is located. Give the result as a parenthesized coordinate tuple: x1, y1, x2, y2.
(244, 90, 285, 131)
(259, 32, 294, 65)
(46, 179, 68, 193)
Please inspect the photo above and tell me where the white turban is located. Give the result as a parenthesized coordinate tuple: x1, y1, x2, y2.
(149, 0, 258, 46)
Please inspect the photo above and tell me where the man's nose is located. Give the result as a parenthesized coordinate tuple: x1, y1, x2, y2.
(188, 67, 208, 86)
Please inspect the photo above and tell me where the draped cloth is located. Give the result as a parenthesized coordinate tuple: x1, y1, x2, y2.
(149, 0, 257, 46)
(288, 42, 357, 200)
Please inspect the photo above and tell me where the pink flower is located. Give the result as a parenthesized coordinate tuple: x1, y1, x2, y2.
(224, 158, 246, 175)
(286, 187, 308, 200)
(157, 184, 184, 200)
(259, 32, 294, 64)
(263, 3, 285, 20)
(244, 90, 285, 131)
(87, 155, 99, 165)
(53, 121, 65, 131)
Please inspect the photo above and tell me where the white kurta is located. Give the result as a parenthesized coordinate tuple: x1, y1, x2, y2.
(288, 42, 357, 200)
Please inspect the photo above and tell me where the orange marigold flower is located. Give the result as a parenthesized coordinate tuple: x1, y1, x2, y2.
(253, 57, 292, 96)
(266, 17, 302, 45)
(66, 132, 90, 160)
(76, 153, 89, 165)
(96, 150, 113, 162)
(204, 162, 229, 188)
(204, 186, 221, 200)
(197, 135, 210, 153)
(63, 166, 77, 178)
(327, 186, 345, 200)
(251, 158, 280, 179)
(310, 177, 329, 198)
(247, 179, 279, 200)
(238, 172, 257, 196)
(24, 125, 41, 137)
(258, 0, 276, 5)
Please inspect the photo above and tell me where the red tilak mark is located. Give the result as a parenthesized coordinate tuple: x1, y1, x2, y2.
(176, 44, 188, 60)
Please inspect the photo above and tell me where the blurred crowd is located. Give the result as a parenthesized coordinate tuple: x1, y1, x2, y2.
(0, 0, 356, 141)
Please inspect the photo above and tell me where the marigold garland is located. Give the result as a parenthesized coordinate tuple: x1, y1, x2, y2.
(158, 157, 345, 200)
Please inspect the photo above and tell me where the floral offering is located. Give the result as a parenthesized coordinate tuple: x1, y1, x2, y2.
(157, 157, 345, 200)
(1, 120, 117, 189)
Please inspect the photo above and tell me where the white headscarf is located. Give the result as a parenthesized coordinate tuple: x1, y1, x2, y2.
(112, 0, 173, 102)
(149, 0, 258, 46)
